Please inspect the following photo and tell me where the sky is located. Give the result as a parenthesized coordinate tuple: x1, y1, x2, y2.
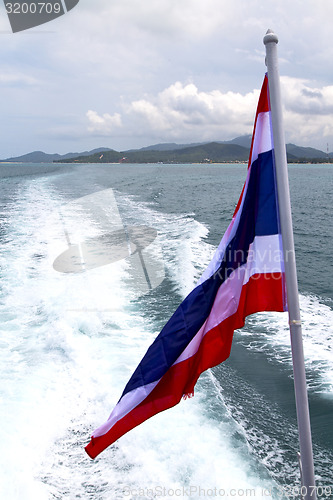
(0, 0, 333, 157)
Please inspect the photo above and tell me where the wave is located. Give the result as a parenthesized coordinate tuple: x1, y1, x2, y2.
(1, 177, 331, 498)
(241, 294, 333, 395)
(0, 181, 276, 498)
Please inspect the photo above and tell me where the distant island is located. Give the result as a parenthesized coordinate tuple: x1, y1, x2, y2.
(2, 136, 332, 164)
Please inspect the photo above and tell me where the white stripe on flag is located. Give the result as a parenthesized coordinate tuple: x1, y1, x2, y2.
(93, 380, 159, 438)
(250, 111, 272, 164)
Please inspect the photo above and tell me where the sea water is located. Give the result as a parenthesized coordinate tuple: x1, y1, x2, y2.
(0, 162, 332, 499)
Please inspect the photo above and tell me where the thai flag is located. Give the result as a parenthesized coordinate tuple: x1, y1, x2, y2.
(85, 75, 287, 459)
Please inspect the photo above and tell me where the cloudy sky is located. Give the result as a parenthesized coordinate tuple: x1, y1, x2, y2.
(0, 0, 332, 157)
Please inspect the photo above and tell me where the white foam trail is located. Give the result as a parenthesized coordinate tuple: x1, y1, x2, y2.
(0, 179, 279, 499)
(208, 369, 300, 486)
(0, 181, 142, 498)
(116, 192, 213, 296)
(242, 294, 333, 394)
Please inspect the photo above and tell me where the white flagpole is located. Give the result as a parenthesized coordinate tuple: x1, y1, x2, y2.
(263, 29, 317, 500)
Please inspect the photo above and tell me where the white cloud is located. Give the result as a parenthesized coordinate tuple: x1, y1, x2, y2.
(73, 0, 235, 40)
(0, 72, 39, 87)
(85, 77, 333, 151)
(86, 110, 122, 135)
(281, 77, 333, 146)
(1, 0, 333, 155)
(125, 82, 259, 141)
(281, 77, 333, 115)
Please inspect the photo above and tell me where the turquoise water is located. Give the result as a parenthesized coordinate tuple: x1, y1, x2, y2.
(0, 162, 332, 499)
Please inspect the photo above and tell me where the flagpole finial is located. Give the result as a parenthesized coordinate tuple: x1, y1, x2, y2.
(263, 29, 278, 45)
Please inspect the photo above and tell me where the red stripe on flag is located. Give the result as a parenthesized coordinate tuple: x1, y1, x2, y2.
(246, 74, 270, 171)
(85, 273, 285, 459)
(257, 74, 270, 114)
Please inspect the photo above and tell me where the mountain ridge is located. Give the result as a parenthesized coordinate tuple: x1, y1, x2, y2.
(1, 137, 332, 163)
(1, 148, 112, 163)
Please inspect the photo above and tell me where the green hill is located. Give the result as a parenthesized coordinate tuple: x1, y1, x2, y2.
(286, 144, 328, 161)
(2, 138, 331, 165)
(59, 142, 250, 164)
(3, 148, 112, 163)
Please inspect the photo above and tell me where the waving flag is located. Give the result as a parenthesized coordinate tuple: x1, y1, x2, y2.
(85, 74, 287, 459)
